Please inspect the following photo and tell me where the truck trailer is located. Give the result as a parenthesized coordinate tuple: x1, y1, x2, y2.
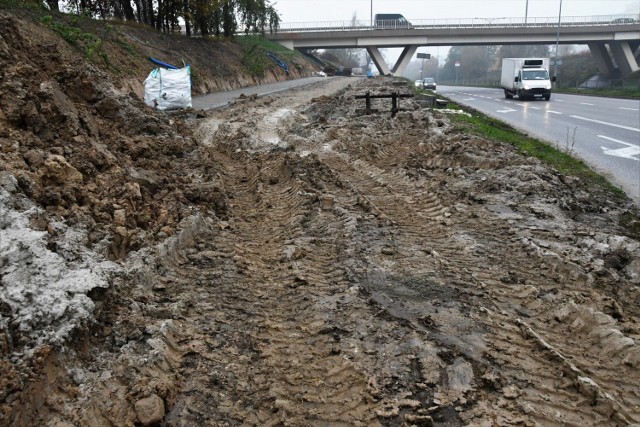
(500, 58, 554, 101)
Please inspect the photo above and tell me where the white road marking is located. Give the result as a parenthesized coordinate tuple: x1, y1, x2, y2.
(463, 98, 475, 101)
(619, 107, 639, 111)
(556, 99, 564, 102)
(517, 103, 527, 107)
(598, 135, 640, 161)
(580, 102, 594, 106)
(497, 108, 517, 113)
(547, 110, 563, 115)
(571, 115, 640, 132)
(530, 106, 541, 110)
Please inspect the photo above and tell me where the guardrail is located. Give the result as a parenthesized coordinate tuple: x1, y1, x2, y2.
(274, 14, 639, 33)
(435, 79, 640, 89)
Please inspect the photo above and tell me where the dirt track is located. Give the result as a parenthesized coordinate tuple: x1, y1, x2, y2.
(2, 59, 640, 425)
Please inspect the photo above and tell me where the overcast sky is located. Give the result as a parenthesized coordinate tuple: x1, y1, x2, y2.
(273, 0, 640, 23)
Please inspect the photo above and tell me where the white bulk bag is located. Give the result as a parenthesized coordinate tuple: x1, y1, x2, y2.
(144, 66, 192, 111)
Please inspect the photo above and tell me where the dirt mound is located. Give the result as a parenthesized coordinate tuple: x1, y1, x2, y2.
(1, 6, 640, 427)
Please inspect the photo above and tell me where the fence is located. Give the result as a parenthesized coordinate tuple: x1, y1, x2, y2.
(575, 79, 640, 89)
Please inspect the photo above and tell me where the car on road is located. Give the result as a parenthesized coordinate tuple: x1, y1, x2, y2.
(422, 77, 436, 90)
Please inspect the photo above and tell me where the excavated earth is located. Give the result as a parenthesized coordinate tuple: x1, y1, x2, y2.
(2, 7, 640, 427)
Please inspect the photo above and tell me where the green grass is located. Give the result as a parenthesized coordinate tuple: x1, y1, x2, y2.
(41, 15, 110, 65)
(236, 35, 293, 55)
(443, 99, 640, 238)
(236, 35, 298, 76)
(444, 100, 627, 200)
(555, 86, 640, 99)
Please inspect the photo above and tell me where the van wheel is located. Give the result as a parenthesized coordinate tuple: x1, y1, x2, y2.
(504, 90, 513, 99)
(544, 94, 551, 101)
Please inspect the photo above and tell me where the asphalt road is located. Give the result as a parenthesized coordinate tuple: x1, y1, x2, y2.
(438, 85, 640, 204)
(192, 76, 330, 110)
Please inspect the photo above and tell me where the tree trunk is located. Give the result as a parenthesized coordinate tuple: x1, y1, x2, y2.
(183, 0, 191, 36)
(222, 0, 234, 37)
(45, 0, 59, 12)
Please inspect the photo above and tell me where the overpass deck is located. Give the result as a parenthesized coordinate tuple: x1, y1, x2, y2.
(265, 15, 640, 77)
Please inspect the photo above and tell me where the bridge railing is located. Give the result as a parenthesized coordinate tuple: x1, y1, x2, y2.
(274, 14, 639, 33)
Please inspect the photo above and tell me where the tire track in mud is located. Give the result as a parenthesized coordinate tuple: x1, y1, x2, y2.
(220, 153, 371, 425)
(440, 216, 640, 424)
(287, 80, 640, 425)
(158, 133, 383, 423)
(67, 77, 638, 426)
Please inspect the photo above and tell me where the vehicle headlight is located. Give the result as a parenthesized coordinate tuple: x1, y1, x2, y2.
(523, 85, 530, 90)
(546, 84, 552, 89)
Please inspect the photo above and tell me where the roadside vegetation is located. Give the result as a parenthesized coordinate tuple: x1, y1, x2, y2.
(441, 99, 627, 198)
(408, 78, 631, 205)
(7, 0, 280, 37)
(236, 35, 301, 75)
(435, 98, 640, 238)
(40, 14, 111, 64)
(555, 86, 640, 99)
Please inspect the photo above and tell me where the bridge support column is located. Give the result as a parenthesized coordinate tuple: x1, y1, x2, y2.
(367, 45, 419, 76)
(610, 41, 640, 77)
(366, 47, 391, 76)
(391, 45, 418, 75)
(631, 40, 640, 60)
(588, 42, 616, 76)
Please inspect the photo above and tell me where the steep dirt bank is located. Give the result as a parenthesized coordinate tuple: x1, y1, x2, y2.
(1, 5, 316, 99)
(1, 6, 640, 427)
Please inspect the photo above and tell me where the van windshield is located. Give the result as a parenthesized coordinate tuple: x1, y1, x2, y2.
(522, 70, 549, 80)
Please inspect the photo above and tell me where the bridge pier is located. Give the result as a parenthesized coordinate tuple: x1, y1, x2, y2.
(367, 45, 418, 76)
(588, 41, 640, 78)
(391, 45, 418, 75)
(366, 47, 391, 75)
(588, 42, 616, 76)
(610, 41, 640, 77)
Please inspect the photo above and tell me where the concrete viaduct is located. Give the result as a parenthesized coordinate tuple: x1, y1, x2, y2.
(265, 16, 640, 78)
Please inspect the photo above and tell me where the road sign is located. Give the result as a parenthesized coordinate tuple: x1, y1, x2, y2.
(455, 61, 460, 67)
(417, 53, 431, 59)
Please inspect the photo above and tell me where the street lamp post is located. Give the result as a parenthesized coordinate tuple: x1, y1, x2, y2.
(525, 0, 529, 24)
(553, 0, 563, 82)
(455, 60, 460, 85)
(436, 47, 440, 82)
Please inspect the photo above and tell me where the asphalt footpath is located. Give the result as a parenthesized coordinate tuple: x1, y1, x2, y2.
(191, 76, 331, 110)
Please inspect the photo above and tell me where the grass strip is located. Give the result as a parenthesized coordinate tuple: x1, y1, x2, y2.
(439, 98, 640, 238)
(442, 100, 627, 200)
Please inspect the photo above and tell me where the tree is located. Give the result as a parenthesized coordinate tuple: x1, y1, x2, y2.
(404, 56, 439, 81)
(50, 0, 280, 37)
(439, 46, 497, 83)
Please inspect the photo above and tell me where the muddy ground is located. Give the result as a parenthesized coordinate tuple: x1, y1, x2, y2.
(2, 6, 640, 427)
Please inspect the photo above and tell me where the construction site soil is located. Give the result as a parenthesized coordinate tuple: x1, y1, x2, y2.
(1, 6, 640, 427)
